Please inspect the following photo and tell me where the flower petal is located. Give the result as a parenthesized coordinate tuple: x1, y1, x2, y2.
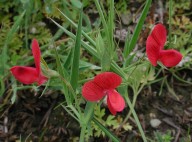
(82, 81, 105, 101)
(159, 49, 182, 67)
(107, 90, 125, 115)
(94, 72, 122, 90)
(150, 24, 167, 48)
(107, 97, 117, 115)
(146, 35, 161, 66)
(38, 74, 48, 86)
(10, 66, 38, 84)
(32, 39, 41, 74)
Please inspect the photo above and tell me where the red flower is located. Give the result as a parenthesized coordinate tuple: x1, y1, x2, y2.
(10, 39, 48, 86)
(82, 72, 125, 115)
(146, 24, 182, 67)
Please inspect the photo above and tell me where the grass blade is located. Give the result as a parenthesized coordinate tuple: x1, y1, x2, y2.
(0, 78, 5, 96)
(52, 40, 71, 104)
(94, 0, 114, 58)
(126, 0, 152, 55)
(51, 12, 128, 78)
(94, 0, 110, 43)
(108, 0, 114, 49)
(124, 95, 147, 142)
(57, 8, 96, 47)
(168, 0, 173, 48)
(84, 102, 95, 122)
(49, 18, 98, 58)
(93, 117, 120, 142)
(61, 105, 80, 122)
(50, 18, 127, 79)
(70, 8, 82, 91)
(123, 30, 131, 58)
(2, 11, 25, 74)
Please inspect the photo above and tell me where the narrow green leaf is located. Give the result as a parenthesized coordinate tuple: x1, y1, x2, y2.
(79, 60, 101, 71)
(70, 0, 82, 9)
(52, 41, 71, 104)
(53, 23, 69, 41)
(124, 95, 147, 142)
(2, 11, 25, 73)
(53, 44, 68, 79)
(64, 48, 72, 69)
(165, 79, 179, 100)
(61, 105, 80, 122)
(168, 0, 173, 48)
(123, 29, 131, 58)
(123, 53, 136, 68)
(50, 18, 127, 79)
(48, 40, 82, 114)
(39, 79, 50, 98)
(101, 49, 111, 71)
(95, 32, 111, 71)
(95, 32, 104, 56)
(0, 79, 5, 96)
(70, 8, 82, 91)
(126, 0, 152, 55)
(52, 12, 128, 78)
(94, 0, 110, 43)
(11, 81, 17, 104)
(24, 0, 33, 48)
(84, 102, 95, 123)
(57, 8, 96, 47)
(4, 11, 25, 46)
(94, 0, 114, 58)
(49, 18, 98, 58)
(79, 95, 95, 142)
(82, 13, 92, 32)
(68, 105, 81, 120)
(93, 117, 120, 142)
(108, 0, 114, 49)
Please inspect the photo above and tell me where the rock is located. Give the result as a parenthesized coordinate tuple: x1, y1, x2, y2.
(150, 119, 161, 128)
(121, 12, 132, 25)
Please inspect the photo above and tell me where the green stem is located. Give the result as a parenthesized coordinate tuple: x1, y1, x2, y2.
(79, 125, 86, 142)
(93, 117, 120, 142)
(126, 83, 146, 120)
(57, 8, 96, 47)
(125, 96, 147, 142)
(117, 85, 144, 132)
(60, 75, 82, 114)
(127, 0, 152, 55)
(80, 102, 95, 141)
(0, 79, 5, 96)
(94, 0, 110, 44)
(168, 0, 172, 48)
(50, 18, 127, 79)
(172, 72, 192, 85)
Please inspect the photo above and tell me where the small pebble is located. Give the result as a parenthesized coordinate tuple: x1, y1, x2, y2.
(187, 107, 192, 112)
(121, 13, 132, 25)
(150, 119, 161, 128)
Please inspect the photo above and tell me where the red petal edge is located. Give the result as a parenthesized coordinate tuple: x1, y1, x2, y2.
(150, 23, 167, 48)
(146, 35, 161, 66)
(32, 39, 41, 75)
(82, 81, 105, 102)
(159, 49, 182, 67)
(107, 97, 117, 115)
(94, 72, 122, 90)
(10, 66, 38, 84)
(38, 74, 48, 86)
(107, 90, 125, 115)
